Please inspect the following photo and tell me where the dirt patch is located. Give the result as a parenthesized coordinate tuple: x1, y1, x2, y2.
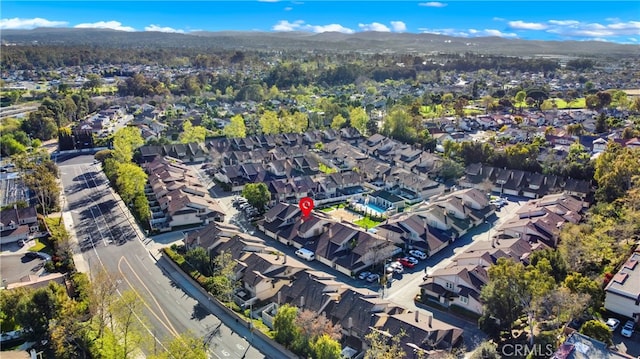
(328, 208, 361, 223)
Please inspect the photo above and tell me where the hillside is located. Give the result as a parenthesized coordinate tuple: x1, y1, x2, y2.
(2, 28, 639, 57)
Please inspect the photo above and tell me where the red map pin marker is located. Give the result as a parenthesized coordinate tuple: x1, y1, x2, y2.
(299, 197, 314, 218)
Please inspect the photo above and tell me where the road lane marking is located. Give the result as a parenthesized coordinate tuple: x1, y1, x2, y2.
(118, 256, 180, 337)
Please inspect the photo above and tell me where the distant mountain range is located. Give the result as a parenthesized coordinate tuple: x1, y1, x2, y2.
(2, 28, 639, 57)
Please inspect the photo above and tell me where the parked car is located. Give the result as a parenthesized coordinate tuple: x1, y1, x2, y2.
(24, 252, 51, 261)
(24, 252, 39, 259)
(405, 257, 419, 265)
(409, 249, 427, 260)
(621, 320, 636, 338)
(366, 273, 380, 283)
(358, 271, 371, 280)
(398, 257, 416, 269)
(606, 318, 621, 331)
(490, 198, 507, 207)
(386, 262, 403, 273)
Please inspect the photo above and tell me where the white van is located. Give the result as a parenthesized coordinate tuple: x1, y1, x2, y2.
(295, 248, 315, 261)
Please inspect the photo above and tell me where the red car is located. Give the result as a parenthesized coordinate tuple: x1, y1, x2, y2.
(398, 257, 416, 269)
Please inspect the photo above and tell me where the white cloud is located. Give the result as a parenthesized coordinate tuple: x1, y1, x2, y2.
(0, 17, 68, 29)
(272, 20, 353, 33)
(420, 27, 517, 38)
(548, 20, 580, 26)
(418, 2, 447, 7)
(145, 24, 185, 33)
(469, 28, 518, 38)
(272, 20, 304, 31)
(284, 7, 293, 11)
(74, 21, 135, 32)
(546, 20, 640, 37)
(390, 21, 407, 32)
(492, 17, 505, 22)
(309, 23, 354, 34)
(359, 22, 391, 32)
(258, 0, 280, 2)
(419, 28, 469, 37)
(508, 20, 548, 30)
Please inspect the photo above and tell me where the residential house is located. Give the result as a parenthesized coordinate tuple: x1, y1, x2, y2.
(0, 206, 39, 244)
(421, 265, 488, 315)
(604, 248, 640, 320)
(553, 332, 635, 359)
(234, 251, 308, 306)
(367, 190, 405, 213)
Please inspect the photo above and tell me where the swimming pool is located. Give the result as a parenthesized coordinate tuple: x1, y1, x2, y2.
(365, 202, 387, 214)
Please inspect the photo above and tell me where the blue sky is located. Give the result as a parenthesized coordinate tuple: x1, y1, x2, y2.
(1, 1, 639, 44)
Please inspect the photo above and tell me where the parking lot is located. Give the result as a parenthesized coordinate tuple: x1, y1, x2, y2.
(0, 253, 47, 286)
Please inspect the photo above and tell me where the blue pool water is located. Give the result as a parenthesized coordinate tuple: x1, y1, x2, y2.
(365, 203, 387, 214)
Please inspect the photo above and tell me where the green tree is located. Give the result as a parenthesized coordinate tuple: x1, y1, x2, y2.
(349, 107, 369, 136)
(281, 111, 308, 133)
(15, 282, 68, 342)
(242, 183, 270, 213)
(0, 289, 27, 332)
(21, 112, 57, 140)
(480, 258, 527, 333)
(594, 142, 640, 202)
(185, 247, 213, 276)
(563, 272, 602, 309)
(115, 162, 148, 206)
(224, 115, 246, 138)
(113, 127, 144, 163)
(438, 158, 465, 181)
(364, 329, 407, 359)
(209, 251, 237, 301)
(469, 341, 500, 359)
(179, 119, 207, 144)
(94, 149, 113, 163)
(83, 73, 104, 93)
(50, 297, 92, 358)
(132, 192, 150, 225)
(331, 114, 347, 130)
(311, 334, 342, 359)
(259, 110, 280, 135)
(529, 249, 567, 283)
(580, 320, 612, 345)
(0, 134, 27, 156)
(515, 90, 527, 111)
(109, 290, 150, 359)
(23, 161, 60, 216)
(273, 304, 300, 347)
(148, 331, 208, 359)
(382, 106, 417, 143)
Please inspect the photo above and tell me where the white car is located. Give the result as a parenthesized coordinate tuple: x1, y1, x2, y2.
(386, 262, 403, 273)
(358, 271, 371, 280)
(621, 320, 635, 338)
(366, 273, 380, 283)
(606, 318, 621, 331)
(409, 250, 427, 260)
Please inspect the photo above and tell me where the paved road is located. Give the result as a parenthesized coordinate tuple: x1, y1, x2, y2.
(58, 154, 265, 359)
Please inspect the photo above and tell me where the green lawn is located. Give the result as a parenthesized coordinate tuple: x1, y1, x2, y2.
(28, 238, 47, 252)
(320, 202, 347, 212)
(353, 217, 383, 229)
